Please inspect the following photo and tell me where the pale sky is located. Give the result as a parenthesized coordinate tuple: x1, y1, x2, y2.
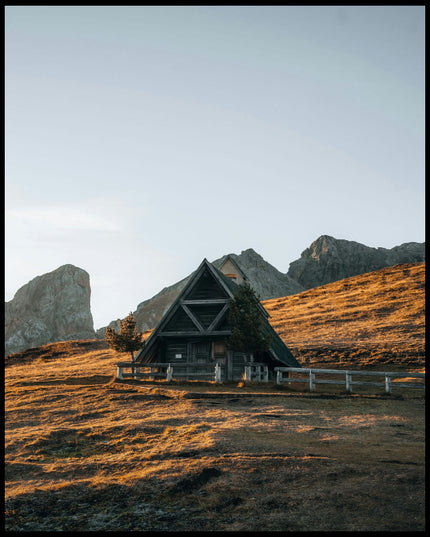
(5, 6, 425, 330)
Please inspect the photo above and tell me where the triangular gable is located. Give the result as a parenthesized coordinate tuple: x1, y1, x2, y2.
(218, 254, 248, 283)
(184, 264, 229, 301)
(163, 307, 200, 333)
(135, 259, 237, 361)
(187, 303, 226, 329)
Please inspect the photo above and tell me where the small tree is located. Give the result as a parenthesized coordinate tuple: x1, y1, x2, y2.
(105, 312, 144, 361)
(227, 282, 272, 363)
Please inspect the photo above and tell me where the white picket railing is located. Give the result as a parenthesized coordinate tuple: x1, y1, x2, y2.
(244, 363, 269, 382)
(275, 367, 425, 394)
(116, 362, 224, 383)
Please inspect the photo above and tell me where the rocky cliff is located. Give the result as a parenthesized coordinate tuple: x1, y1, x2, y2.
(5, 264, 95, 356)
(212, 248, 304, 299)
(287, 235, 425, 290)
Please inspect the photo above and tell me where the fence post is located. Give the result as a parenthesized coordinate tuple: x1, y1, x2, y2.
(263, 366, 268, 382)
(166, 364, 173, 382)
(117, 366, 123, 380)
(309, 370, 315, 392)
(276, 370, 281, 384)
(134, 366, 140, 379)
(244, 365, 250, 381)
(345, 371, 352, 393)
(215, 363, 222, 383)
(385, 374, 391, 394)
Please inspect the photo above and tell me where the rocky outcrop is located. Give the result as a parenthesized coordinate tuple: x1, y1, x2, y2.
(287, 235, 425, 290)
(5, 264, 95, 356)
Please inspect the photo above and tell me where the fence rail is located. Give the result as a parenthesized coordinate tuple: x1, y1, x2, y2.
(116, 362, 224, 382)
(275, 367, 425, 394)
(244, 363, 269, 382)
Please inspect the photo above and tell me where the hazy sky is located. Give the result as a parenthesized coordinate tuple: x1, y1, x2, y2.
(5, 6, 425, 329)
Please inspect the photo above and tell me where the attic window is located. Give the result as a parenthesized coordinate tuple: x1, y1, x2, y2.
(225, 273, 237, 280)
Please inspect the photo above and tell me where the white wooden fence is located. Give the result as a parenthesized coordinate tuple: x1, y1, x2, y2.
(275, 367, 425, 394)
(117, 361, 270, 383)
(116, 362, 224, 382)
(244, 363, 269, 382)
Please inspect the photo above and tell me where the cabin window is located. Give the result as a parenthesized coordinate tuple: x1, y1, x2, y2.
(195, 342, 210, 354)
(213, 342, 226, 356)
(225, 273, 237, 281)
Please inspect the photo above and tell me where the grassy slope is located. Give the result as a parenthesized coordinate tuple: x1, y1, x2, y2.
(4, 262, 425, 531)
(263, 262, 425, 370)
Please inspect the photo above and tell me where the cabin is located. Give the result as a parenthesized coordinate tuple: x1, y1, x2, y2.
(132, 257, 300, 381)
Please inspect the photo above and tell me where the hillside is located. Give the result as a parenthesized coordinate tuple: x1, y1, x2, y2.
(5, 264, 425, 531)
(4, 343, 425, 532)
(6, 263, 425, 372)
(263, 262, 425, 370)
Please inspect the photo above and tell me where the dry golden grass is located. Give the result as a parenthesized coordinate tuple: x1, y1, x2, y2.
(264, 262, 425, 371)
(5, 341, 425, 531)
(4, 263, 426, 531)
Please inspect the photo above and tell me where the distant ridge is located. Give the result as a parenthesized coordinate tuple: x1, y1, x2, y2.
(97, 237, 425, 336)
(5, 235, 425, 355)
(287, 235, 425, 290)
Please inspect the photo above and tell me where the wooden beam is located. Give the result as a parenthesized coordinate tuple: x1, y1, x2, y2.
(207, 303, 229, 332)
(181, 299, 230, 305)
(159, 330, 231, 337)
(181, 304, 205, 332)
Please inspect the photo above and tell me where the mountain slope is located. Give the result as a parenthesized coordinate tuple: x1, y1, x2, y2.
(10, 262, 425, 372)
(264, 262, 425, 369)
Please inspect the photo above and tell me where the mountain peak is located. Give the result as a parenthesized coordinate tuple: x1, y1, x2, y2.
(288, 237, 425, 290)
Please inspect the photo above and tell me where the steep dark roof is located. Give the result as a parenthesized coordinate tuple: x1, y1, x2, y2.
(135, 258, 300, 368)
(262, 321, 297, 366)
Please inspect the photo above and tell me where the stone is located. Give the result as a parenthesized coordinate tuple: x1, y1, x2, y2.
(212, 248, 305, 299)
(287, 235, 425, 290)
(5, 264, 95, 356)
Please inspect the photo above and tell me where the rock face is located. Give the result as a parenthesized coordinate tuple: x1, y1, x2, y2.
(5, 264, 95, 356)
(287, 235, 425, 290)
(212, 248, 305, 300)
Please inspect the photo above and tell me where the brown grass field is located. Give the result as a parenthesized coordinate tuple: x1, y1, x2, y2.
(4, 263, 425, 531)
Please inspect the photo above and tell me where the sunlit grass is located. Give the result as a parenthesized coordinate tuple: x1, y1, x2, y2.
(4, 263, 426, 531)
(263, 262, 425, 370)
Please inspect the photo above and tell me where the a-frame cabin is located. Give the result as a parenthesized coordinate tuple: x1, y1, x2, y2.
(134, 258, 300, 380)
